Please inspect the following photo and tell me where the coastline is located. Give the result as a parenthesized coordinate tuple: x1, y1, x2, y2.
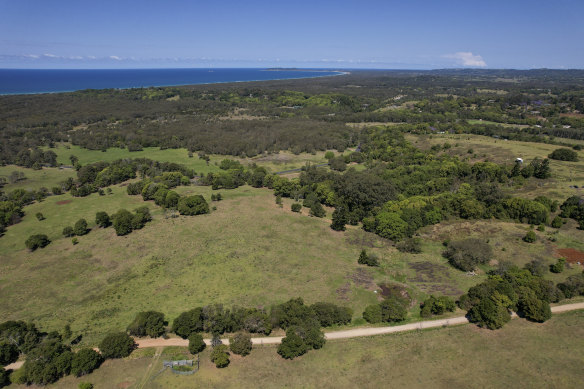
(0, 68, 349, 96)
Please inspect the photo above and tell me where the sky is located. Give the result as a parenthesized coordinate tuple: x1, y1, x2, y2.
(0, 0, 583, 69)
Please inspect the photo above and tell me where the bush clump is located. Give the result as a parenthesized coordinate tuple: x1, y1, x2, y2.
(178, 195, 209, 216)
(188, 333, 206, 354)
(73, 218, 88, 236)
(99, 332, 136, 359)
(420, 295, 456, 317)
(25, 234, 50, 251)
(396, 237, 422, 253)
(443, 238, 492, 271)
(126, 311, 165, 338)
(210, 344, 230, 368)
(229, 332, 252, 356)
(357, 249, 379, 267)
(548, 148, 578, 162)
(71, 348, 103, 377)
(523, 230, 537, 243)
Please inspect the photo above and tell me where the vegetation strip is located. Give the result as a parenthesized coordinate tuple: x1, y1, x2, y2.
(133, 302, 584, 349)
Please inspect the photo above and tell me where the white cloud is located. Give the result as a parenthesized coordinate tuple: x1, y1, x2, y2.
(43, 53, 58, 58)
(109, 55, 122, 60)
(444, 52, 487, 67)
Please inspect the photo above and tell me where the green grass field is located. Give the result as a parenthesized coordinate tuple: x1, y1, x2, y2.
(46, 143, 333, 174)
(0, 165, 76, 192)
(2, 137, 583, 347)
(35, 310, 584, 389)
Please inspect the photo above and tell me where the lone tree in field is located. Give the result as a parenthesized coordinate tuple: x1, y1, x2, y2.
(229, 332, 252, 356)
(73, 218, 88, 236)
(188, 333, 206, 354)
(25, 234, 50, 251)
(178, 195, 209, 216)
(99, 332, 136, 359)
(549, 148, 578, 162)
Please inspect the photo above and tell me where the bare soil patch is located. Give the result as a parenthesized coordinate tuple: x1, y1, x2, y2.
(55, 199, 72, 205)
(409, 262, 451, 283)
(348, 268, 376, 290)
(556, 247, 584, 264)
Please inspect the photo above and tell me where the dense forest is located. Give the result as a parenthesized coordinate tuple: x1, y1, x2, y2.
(2, 69, 584, 165)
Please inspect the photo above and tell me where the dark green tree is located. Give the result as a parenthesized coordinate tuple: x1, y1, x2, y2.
(0, 342, 19, 365)
(98, 332, 135, 359)
(363, 304, 382, 323)
(127, 311, 165, 338)
(73, 218, 88, 236)
(112, 209, 134, 236)
(523, 230, 537, 243)
(62, 226, 74, 237)
(95, 212, 110, 228)
(188, 333, 206, 354)
(172, 308, 204, 338)
(330, 207, 347, 231)
(25, 234, 50, 251)
(178, 195, 209, 215)
(277, 329, 308, 359)
(71, 348, 103, 377)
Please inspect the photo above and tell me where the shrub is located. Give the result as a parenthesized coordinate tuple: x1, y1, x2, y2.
(112, 209, 134, 236)
(357, 249, 379, 267)
(99, 332, 136, 359)
(210, 345, 230, 368)
(35, 212, 45, 221)
(71, 348, 103, 377)
(127, 311, 165, 338)
(525, 258, 547, 277)
(229, 332, 252, 356)
(0, 342, 19, 365)
(172, 308, 204, 338)
(72, 238, 79, 245)
(95, 211, 110, 228)
(178, 195, 209, 216)
(380, 297, 408, 322)
(329, 157, 347, 172)
(25, 234, 50, 251)
(420, 295, 456, 317)
(518, 288, 552, 323)
(330, 207, 347, 231)
(537, 224, 545, 232)
(443, 238, 492, 271)
(73, 218, 88, 236)
(468, 297, 511, 330)
(131, 206, 151, 230)
(551, 216, 563, 228)
(309, 202, 325, 218)
(187, 333, 206, 354)
(363, 304, 382, 323)
(324, 151, 334, 160)
(310, 302, 352, 327)
(277, 330, 308, 359)
(291, 203, 302, 213)
(396, 237, 422, 253)
(523, 230, 537, 243)
(78, 383, 94, 389)
(550, 258, 566, 273)
(548, 148, 578, 162)
(62, 226, 74, 237)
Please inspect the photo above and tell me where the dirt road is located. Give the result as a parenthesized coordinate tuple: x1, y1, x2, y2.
(134, 302, 584, 349)
(5, 302, 583, 371)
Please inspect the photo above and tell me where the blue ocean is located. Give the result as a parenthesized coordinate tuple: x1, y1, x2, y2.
(0, 68, 342, 95)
